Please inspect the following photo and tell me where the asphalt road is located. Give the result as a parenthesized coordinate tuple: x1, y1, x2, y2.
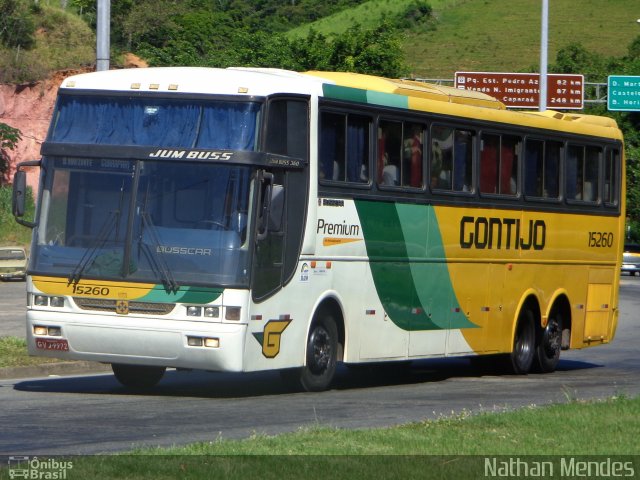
(0, 275, 639, 456)
(0, 279, 26, 338)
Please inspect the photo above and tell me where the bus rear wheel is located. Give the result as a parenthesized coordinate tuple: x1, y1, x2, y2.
(535, 312, 562, 373)
(509, 308, 536, 374)
(111, 364, 166, 389)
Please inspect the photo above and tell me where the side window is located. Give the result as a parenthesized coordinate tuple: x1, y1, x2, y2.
(431, 125, 473, 192)
(604, 148, 619, 205)
(378, 120, 424, 188)
(319, 111, 370, 184)
(265, 99, 309, 159)
(524, 139, 561, 199)
(566, 144, 601, 202)
(480, 133, 521, 195)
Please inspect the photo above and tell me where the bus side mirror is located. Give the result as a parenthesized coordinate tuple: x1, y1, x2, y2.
(256, 171, 273, 241)
(256, 171, 285, 241)
(268, 184, 284, 232)
(12, 170, 27, 217)
(12, 161, 40, 228)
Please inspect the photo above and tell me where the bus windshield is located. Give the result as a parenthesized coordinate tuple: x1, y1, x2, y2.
(33, 158, 255, 288)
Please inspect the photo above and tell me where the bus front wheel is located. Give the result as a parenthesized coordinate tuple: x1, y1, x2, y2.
(283, 314, 338, 392)
(111, 363, 166, 389)
(509, 308, 536, 374)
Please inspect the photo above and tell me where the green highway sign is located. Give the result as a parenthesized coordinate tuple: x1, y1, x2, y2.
(608, 75, 640, 111)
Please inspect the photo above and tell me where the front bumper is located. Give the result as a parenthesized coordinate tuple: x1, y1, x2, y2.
(26, 310, 246, 372)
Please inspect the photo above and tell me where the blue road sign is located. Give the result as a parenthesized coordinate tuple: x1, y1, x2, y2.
(608, 75, 640, 111)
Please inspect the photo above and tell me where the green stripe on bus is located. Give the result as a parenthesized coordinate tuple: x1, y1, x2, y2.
(140, 285, 223, 304)
(322, 84, 368, 103)
(367, 91, 408, 109)
(322, 84, 408, 109)
(355, 200, 477, 331)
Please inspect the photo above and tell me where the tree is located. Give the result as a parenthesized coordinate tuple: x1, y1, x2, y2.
(0, 123, 21, 184)
(0, 0, 35, 49)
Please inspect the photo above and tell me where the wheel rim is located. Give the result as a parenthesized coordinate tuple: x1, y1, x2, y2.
(308, 326, 332, 375)
(542, 318, 561, 358)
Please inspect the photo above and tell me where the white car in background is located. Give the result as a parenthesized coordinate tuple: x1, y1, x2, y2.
(0, 246, 28, 281)
(622, 244, 640, 276)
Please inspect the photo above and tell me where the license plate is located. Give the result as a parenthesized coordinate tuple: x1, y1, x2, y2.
(35, 338, 69, 351)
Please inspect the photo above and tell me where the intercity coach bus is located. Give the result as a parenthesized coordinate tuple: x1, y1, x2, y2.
(12, 67, 624, 391)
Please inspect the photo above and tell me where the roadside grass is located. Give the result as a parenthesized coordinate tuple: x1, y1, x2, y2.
(36, 395, 640, 479)
(0, 336, 60, 368)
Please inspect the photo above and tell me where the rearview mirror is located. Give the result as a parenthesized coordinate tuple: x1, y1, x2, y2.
(12, 160, 40, 228)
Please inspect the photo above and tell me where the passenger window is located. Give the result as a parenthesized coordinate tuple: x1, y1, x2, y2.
(524, 139, 560, 199)
(603, 148, 619, 205)
(265, 99, 308, 159)
(319, 112, 370, 183)
(378, 120, 424, 188)
(566, 144, 601, 202)
(480, 133, 521, 195)
(431, 125, 473, 192)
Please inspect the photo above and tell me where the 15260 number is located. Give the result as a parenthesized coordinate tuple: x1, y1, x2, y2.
(71, 284, 110, 296)
(588, 231, 614, 248)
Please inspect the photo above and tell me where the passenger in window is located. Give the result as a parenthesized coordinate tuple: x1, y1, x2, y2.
(431, 141, 443, 186)
(382, 152, 399, 185)
(574, 181, 583, 200)
(404, 125, 423, 187)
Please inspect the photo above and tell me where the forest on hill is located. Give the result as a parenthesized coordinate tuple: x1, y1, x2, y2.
(1, 0, 639, 237)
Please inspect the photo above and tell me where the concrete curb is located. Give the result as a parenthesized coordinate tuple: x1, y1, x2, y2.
(0, 361, 111, 380)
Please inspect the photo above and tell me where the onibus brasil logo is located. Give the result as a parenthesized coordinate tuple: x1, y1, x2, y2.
(8, 456, 73, 479)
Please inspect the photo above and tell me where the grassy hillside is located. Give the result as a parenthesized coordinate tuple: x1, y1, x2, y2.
(290, 0, 640, 78)
(288, 0, 459, 38)
(0, 4, 94, 83)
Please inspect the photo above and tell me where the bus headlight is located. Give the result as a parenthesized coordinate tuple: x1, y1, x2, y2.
(33, 295, 65, 307)
(186, 306, 202, 317)
(204, 306, 219, 318)
(34, 295, 48, 306)
(50, 297, 65, 308)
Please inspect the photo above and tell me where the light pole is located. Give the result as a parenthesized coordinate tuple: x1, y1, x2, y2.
(96, 0, 111, 71)
(539, 0, 548, 112)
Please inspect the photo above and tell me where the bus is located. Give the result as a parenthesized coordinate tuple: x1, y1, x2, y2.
(12, 67, 624, 391)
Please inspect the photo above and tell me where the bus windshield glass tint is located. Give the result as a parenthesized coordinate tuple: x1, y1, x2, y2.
(32, 159, 254, 287)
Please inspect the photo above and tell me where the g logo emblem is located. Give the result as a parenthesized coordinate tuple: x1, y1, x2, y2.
(252, 319, 292, 358)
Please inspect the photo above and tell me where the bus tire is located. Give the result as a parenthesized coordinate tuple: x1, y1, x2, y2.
(111, 363, 166, 389)
(535, 312, 562, 373)
(299, 313, 339, 392)
(509, 308, 536, 374)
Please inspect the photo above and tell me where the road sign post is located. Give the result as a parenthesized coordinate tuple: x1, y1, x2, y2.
(455, 72, 584, 109)
(607, 75, 640, 111)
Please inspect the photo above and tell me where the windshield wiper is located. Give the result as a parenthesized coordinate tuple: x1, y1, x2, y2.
(68, 179, 127, 285)
(139, 212, 180, 293)
(67, 210, 119, 285)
